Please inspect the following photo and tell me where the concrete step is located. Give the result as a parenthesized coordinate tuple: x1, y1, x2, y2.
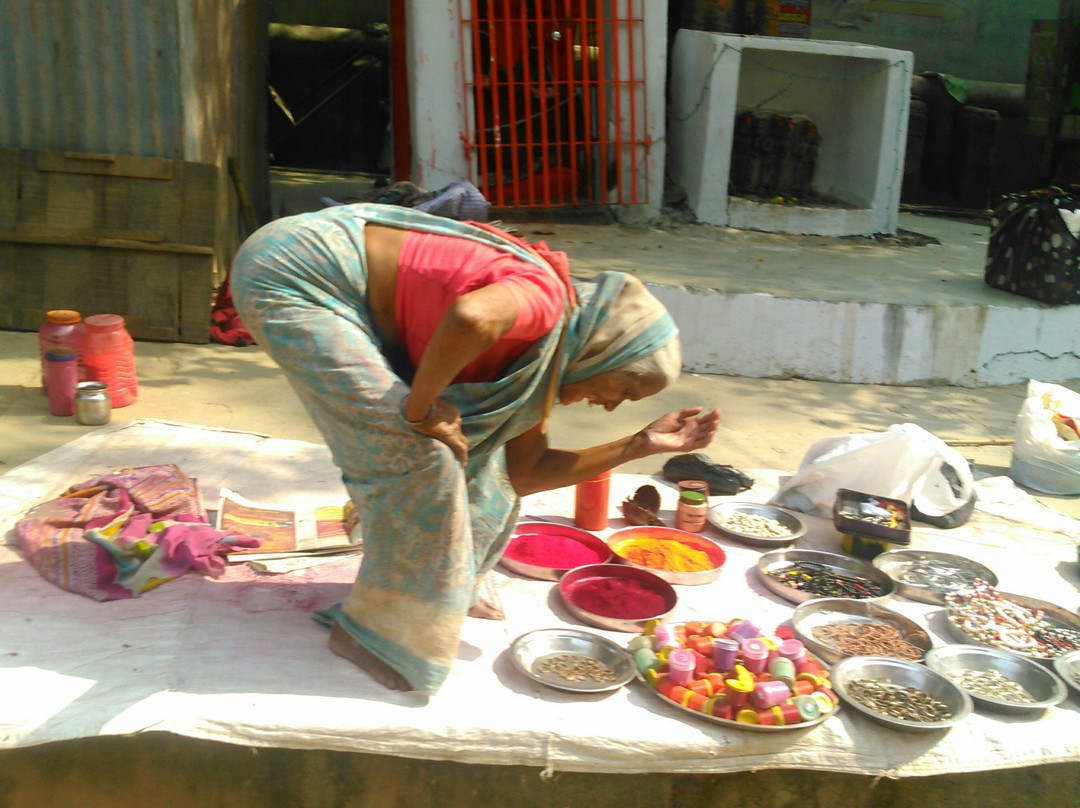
(514, 212, 1080, 388)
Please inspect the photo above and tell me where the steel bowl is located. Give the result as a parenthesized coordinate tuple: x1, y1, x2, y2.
(498, 521, 613, 581)
(830, 655, 973, 733)
(607, 526, 726, 586)
(1052, 649, 1080, 701)
(791, 598, 933, 664)
(924, 644, 1067, 714)
(872, 549, 997, 605)
(509, 628, 637, 693)
(706, 501, 806, 548)
(944, 591, 1080, 663)
(756, 548, 896, 605)
(559, 563, 678, 633)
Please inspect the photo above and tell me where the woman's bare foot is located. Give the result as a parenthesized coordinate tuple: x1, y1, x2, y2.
(467, 592, 505, 620)
(329, 622, 413, 691)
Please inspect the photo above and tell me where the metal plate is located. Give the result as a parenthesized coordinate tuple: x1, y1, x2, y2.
(498, 521, 613, 581)
(635, 623, 840, 733)
(791, 598, 933, 664)
(945, 591, 1080, 662)
(607, 526, 727, 586)
(831, 655, 973, 733)
(872, 549, 997, 605)
(706, 502, 806, 548)
(1052, 650, 1080, 701)
(756, 549, 896, 605)
(509, 628, 636, 693)
(925, 644, 1067, 714)
(559, 563, 678, 633)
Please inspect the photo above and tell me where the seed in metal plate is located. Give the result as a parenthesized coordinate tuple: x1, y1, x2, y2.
(533, 652, 617, 683)
(944, 668, 1035, 703)
(847, 677, 952, 722)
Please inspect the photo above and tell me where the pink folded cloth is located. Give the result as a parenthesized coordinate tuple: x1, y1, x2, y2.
(14, 464, 261, 601)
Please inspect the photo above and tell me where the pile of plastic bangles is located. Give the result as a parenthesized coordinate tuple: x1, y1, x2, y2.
(629, 618, 839, 726)
(946, 579, 1080, 658)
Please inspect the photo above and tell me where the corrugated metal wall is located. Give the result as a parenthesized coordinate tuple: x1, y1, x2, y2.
(0, 1, 187, 160)
(0, 0, 271, 252)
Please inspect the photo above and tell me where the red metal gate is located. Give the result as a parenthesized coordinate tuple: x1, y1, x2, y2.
(460, 0, 649, 208)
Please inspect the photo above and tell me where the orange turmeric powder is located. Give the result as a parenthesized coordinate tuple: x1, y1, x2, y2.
(612, 536, 714, 572)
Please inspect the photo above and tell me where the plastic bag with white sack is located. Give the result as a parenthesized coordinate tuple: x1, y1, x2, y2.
(768, 423, 977, 528)
(1010, 380, 1080, 495)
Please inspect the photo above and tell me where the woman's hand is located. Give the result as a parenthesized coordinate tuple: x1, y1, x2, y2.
(640, 406, 721, 455)
(407, 397, 468, 466)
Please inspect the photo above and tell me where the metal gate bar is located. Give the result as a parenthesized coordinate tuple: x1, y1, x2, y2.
(461, 0, 648, 208)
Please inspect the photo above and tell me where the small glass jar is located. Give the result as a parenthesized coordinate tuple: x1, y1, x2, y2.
(677, 479, 710, 498)
(675, 490, 708, 533)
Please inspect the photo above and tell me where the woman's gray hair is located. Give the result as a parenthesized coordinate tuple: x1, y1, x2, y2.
(614, 337, 682, 388)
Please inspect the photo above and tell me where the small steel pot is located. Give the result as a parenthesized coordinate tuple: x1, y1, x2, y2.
(74, 381, 111, 426)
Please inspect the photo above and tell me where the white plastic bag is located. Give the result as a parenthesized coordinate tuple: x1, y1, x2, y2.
(769, 423, 975, 523)
(1010, 380, 1080, 495)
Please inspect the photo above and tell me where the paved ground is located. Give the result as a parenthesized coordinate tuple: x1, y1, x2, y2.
(2, 206, 1078, 517)
(1, 326, 1076, 518)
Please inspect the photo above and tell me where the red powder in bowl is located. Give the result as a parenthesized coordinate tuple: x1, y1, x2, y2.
(504, 533, 608, 569)
(564, 576, 670, 620)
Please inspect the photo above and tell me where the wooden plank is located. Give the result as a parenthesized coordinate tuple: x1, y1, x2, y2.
(13, 223, 165, 243)
(179, 161, 219, 247)
(102, 171, 132, 233)
(126, 251, 180, 341)
(0, 245, 17, 329)
(0, 231, 214, 255)
(36, 151, 174, 180)
(12, 222, 163, 241)
(18, 149, 49, 228)
(129, 169, 183, 243)
(41, 244, 97, 321)
(177, 253, 214, 343)
(0, 148, 19, 231)
(42, 170, 99, 230)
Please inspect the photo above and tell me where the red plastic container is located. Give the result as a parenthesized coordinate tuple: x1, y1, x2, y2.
(38, 310, 84, 388)
(82, 314, 138, 408)
(45, 350, 78, 416)
(574, 470, 611, 531)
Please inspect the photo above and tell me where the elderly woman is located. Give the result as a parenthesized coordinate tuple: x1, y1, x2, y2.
(231, 204, 720, 695)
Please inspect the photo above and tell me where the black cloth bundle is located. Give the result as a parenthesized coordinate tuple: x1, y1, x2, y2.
(985, 187, 1080, 305)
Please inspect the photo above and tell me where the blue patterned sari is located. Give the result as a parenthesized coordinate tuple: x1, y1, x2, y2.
(231, 204, 675, 693)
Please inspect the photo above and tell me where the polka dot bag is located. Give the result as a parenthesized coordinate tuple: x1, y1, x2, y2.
(985, 187, 1080, 305)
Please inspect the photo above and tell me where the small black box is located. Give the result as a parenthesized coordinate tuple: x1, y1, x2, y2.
(833, 489, 911, 546)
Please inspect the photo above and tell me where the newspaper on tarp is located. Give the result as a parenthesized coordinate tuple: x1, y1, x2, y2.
(216, 488, 361, 572)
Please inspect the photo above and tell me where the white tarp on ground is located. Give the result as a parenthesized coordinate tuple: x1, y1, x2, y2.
(0, 419, 1078, 777)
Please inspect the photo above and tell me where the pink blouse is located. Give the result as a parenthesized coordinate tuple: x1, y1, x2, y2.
(394, 230, 565, 383)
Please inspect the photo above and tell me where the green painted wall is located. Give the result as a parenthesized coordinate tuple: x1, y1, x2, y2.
(811, 0, 1059, 84)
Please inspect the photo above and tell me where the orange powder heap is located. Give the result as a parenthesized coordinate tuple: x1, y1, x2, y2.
(613, 537, 714, 572)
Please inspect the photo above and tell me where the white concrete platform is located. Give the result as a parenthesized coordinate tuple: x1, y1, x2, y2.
(667, 30, 912, 236)
(541, 213, 1080, 388)
(266, 170, 1080, 388)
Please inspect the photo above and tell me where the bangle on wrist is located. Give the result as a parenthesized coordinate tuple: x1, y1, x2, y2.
(403, 402, 434, 425)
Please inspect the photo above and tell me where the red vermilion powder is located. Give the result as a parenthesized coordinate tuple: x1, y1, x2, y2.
(504, 533, 608, 568)
(564, 576, 669, 619)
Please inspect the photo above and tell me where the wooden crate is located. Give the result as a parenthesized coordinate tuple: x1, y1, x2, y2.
(0, 148, 221, 343)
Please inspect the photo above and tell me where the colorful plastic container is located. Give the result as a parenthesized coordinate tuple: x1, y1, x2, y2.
(82, 314, 138, 408)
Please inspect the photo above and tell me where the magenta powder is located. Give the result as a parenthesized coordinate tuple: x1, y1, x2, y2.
(564, 576, 669, 620)
(504, 532, 608, 568)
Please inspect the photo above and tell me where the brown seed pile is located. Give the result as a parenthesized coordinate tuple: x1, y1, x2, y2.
(811, 621, 925, 660)
(533, 652, 618, 683)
